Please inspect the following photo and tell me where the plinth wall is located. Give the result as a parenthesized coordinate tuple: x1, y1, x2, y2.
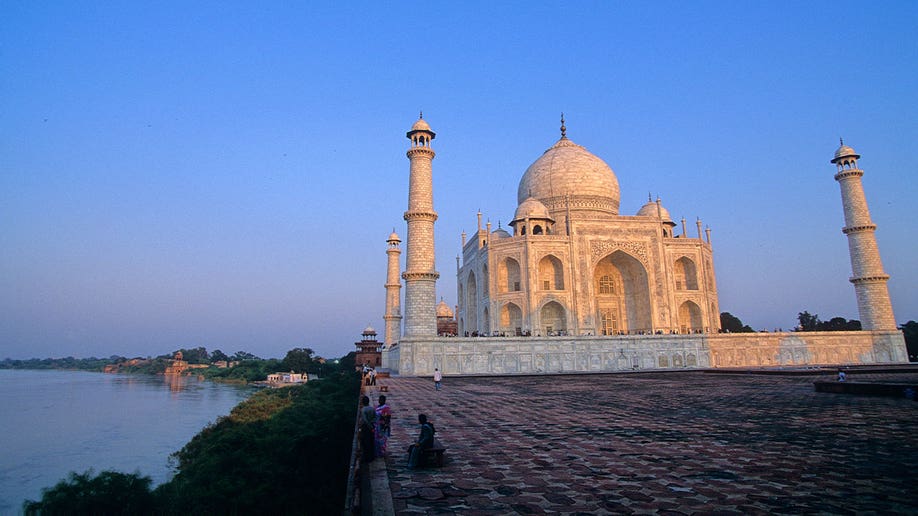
(385, 331, 907, 376)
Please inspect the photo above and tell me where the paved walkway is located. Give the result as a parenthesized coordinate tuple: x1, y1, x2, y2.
(370, 369, 918, 515)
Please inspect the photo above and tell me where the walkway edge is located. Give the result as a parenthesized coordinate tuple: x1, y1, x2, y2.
(368, 459, 394, 516)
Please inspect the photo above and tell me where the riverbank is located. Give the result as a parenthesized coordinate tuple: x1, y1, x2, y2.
(19, 370, 360, 514)
(0, 370, 255, 513)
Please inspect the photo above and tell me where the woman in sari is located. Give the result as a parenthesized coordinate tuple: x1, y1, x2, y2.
(374, 395, 391, 457)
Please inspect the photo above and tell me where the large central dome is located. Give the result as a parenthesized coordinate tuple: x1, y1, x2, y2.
(517, 137, 621, 216)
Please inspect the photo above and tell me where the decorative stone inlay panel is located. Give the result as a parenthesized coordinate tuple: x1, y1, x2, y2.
(590, 240, 649, 266)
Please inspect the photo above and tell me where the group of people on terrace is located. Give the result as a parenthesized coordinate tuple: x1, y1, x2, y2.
(359, 394, 391, 463)
(358, 371, 442, 469)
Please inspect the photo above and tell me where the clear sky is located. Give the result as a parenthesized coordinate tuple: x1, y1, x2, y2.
(2, 1, 916, 360)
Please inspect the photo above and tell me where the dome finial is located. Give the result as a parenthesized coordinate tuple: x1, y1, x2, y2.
(419, 110, 423, 120)
(560, 112, 567, 139)
(648, 192, 652, 202)
(839, 137, 844, 146)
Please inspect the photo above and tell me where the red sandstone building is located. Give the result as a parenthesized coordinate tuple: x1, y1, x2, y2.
(355, 326, 381, 370)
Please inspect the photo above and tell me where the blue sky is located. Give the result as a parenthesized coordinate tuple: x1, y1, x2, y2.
(2, 1, 916, 360)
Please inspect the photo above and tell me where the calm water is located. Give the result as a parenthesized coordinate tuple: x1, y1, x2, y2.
(0, 369, 255, 513)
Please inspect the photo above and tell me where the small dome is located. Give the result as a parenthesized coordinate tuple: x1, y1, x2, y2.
(387, 231, 400, 242)
(363, 325, 376, 335)
(636, 200, 673, 222)
(410, 118, 431, 132)
(832, 141, 860, 163)
(491, 228, 511, 239)
(513, 197, 552, 221)
(436, 300, 453, 318)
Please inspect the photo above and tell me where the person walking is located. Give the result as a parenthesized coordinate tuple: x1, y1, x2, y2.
(433, 368, 442, 391)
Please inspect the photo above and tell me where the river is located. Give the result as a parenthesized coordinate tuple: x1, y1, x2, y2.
(0, 369, 255, 513)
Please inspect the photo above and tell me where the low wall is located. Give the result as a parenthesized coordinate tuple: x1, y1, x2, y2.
(385, 331, 907, 376)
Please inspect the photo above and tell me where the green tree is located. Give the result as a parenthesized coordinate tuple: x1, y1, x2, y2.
(281, 347, 315, 373)
(901, 321, 918, 361)
(23, 470, 156, 515)
(797, 311, 821, 331)
(720, 312, 754, 333)
(337, 351, 356, 372)
(156, 371, 360, 514)
(821, 317, 861, 331)
(175, 347, 209, 364)
(797, 311, 861, 332)
(211, 349, 230, 363)
(205, 359, 282, 382)
(233, 351, 259, 361)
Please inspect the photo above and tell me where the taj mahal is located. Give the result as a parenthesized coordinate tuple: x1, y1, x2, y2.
(382, 114, 907, 376)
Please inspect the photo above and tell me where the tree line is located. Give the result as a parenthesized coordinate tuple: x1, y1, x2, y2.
(24, 368, 361, 515)
(719, 311, 861, 333)
(1, 347, 357, 383)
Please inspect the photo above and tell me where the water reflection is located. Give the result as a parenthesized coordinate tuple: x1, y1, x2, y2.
(163, 373, 189, 393)
(0, 370, 255, 513)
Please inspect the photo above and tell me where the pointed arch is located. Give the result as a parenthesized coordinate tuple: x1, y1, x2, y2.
(674, 256, 698, 291)
(539, 300, 567, 335)
(498, 257, 522, 292)
(593, 250, 652, 333)
(678, 300, 703, 333)
(500, 302, 523, 334)
(482, 307, 490, 334)
(466, 272, 478, 333)
(482, 263, 490, 297)
(538, 254, 565, 290)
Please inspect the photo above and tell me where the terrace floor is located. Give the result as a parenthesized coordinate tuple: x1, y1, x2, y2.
(364, 367, 918, 515)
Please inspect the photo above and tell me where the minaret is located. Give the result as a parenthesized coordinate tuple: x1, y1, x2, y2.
(402, 113, 439, 337)
(383, 231, 402, 346)
(832, 140, 897, 331)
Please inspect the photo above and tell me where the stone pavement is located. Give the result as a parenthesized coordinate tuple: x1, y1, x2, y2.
(371, 369, 918, 515)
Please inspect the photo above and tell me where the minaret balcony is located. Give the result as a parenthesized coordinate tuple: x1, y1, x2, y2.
(834, 169, 864, 181)
(850, 274, 890, 284)
(842, 224, 877, 235)
(402, 271, 440, 281)
(407, 147, 435, 158)
(403, 210, 438, 222)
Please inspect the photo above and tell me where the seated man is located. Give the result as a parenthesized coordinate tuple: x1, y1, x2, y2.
(407, 413, 435, 469)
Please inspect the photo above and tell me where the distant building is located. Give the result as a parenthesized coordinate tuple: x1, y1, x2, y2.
(436, 299, 457, 337)
(355, 326, 381, 370)
(164, 351, 188, 376)
(267, 372, 307, 384)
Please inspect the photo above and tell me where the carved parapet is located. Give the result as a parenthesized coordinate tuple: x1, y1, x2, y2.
(842, 224, 877, 234)
(834, 169, 863, 181)
(850, 275, 890, 284)
(402, 271, 441, 281)
(404, 210, 438, 222)
(406, 147, 435, 159)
